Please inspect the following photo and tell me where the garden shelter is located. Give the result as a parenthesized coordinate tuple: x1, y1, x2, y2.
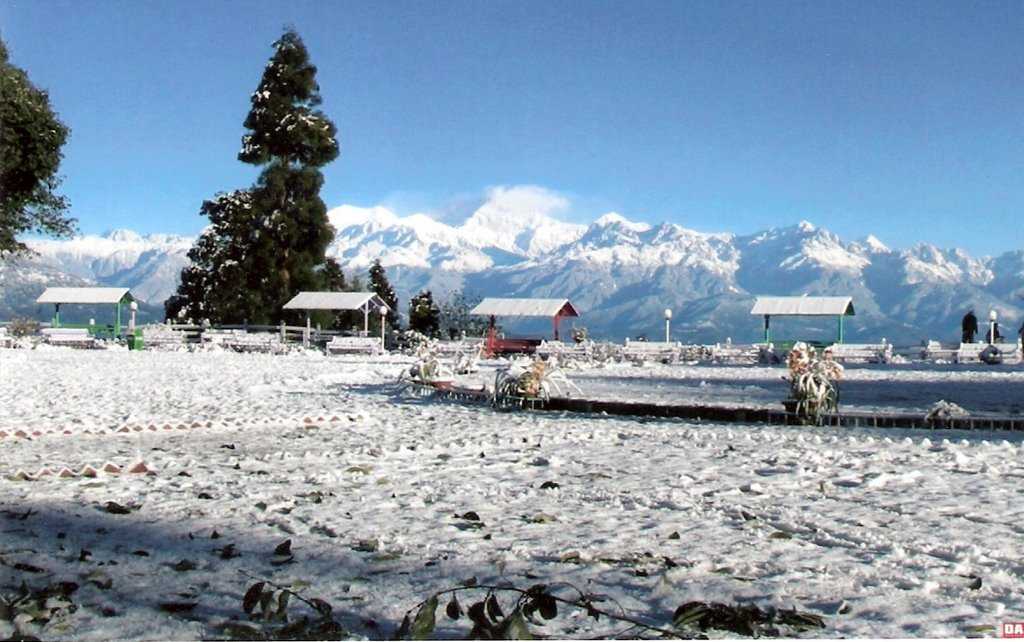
(283, 291, 391, 335)
(471, 298, 580, 355)
(36, 287, 136, 336)
(750, 296, 855, 343)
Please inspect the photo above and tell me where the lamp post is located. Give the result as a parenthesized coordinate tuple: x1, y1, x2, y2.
(664, 308, 672, 343)
(379, 306, 388, 352)
(989, 309, 998, 344)
(128, 301, 138, 335)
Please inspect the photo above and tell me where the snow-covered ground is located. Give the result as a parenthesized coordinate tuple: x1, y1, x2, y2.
(1, 348, 1022, 639)
(563, 361, 1024, 416)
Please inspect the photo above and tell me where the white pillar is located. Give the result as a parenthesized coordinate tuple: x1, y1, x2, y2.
(304, 314, 311, 348)
(128, 302, 138, 335)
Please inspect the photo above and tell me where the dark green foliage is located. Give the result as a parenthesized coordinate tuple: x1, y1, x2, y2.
(227, 579, 348, 640)
(0, 37, 75, 257)
(168, 29, 338, 323)
(400, 583, 827, 639)
(237, 30, 338, 168)
(440, 289, 488, 339)
(166, 191, 268, 322)
(321, 258, 346, 291)
(671, 601, 825, 637)
(368, 259, 398, 330)
(408, 290, 441, 337)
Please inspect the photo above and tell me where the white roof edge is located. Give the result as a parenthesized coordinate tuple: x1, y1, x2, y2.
(750, 296, 855, 316)
(36, 287, 133, 305)
(470, 298, 580, 318)
(282, 291, 390, 311)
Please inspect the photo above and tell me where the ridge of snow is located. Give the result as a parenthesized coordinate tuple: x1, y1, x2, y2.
(593, 212, 652, 233)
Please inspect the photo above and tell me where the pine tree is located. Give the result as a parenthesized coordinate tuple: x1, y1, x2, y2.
(321, 258, 347, 291)
(440, 289, 487, 339)
(0, 37, 75, 257)
(319, 258, 354, 330)
(167, 29, 338, 322)
(241, 30, 338, 320)
(368, 259, 398, 329)
(408, 290, 441, 337)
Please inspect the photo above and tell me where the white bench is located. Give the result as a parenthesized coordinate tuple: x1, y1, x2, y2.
(826, 342, 893, 364)
(710, 342, 764, 364)
(141, 326, 191, 348)
(40, 328, 99, 349)
(623, 340, 681, 364)
(956, 342, 1023, 364)
(200, 329, 284, 353)
(435, 339, 485, 357)
(326, 336, 382, 355)
(921, 340, 959, 362)
(536, 340, 593, 362)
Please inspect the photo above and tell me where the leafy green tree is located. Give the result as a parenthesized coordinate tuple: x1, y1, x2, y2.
(168, 29, 338, 322)
(408, 290, 441, 337)
(0, 37, 75, 257)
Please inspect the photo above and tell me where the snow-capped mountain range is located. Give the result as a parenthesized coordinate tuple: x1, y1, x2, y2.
(4, 197, 1023, 343)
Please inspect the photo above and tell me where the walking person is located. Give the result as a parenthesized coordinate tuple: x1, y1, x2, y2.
(961, 309, 978, 343)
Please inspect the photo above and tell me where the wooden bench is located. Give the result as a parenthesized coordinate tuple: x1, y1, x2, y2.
(326, 336, 382, 355)
(826, 342, 893, 364)
(40, 328, 99, 349)
(622, 340, 681, 363)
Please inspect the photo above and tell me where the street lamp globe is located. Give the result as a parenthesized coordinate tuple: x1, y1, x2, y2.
(989, 309, 998, 322)
(664, 308, 672, 320)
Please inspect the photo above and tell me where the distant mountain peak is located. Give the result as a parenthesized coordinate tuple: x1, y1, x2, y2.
(9, 202, 1023, 343)
(860, 234, 891, 253)
(104, 229, 143, 243)
(594, 212, 652, 232)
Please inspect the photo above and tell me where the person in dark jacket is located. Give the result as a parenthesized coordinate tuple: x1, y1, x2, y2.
(1019, 320, 1024, 344)
(961, 310, 978, 343)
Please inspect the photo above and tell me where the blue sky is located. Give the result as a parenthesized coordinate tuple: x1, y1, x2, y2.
(3, 0, 1022, 255)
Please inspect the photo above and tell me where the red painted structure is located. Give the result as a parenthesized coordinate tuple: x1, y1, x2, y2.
(470, 298, 581, 357)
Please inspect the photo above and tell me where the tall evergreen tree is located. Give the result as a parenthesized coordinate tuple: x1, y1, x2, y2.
(321, 258, 347, 292)
(368, 259, 398, 329)
(408, 290, 441, 337)
(0, 37, 75, 257)
(241, 29, 338, 320)
(167, 29, 338, 322)
(440, 289, 487, 339)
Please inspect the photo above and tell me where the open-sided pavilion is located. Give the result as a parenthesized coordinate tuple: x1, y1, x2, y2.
(36, 287, 136, 335)
(282, 291, 391, 335)
(470, 298, 580, 354)
(750, 296, 855, 343)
